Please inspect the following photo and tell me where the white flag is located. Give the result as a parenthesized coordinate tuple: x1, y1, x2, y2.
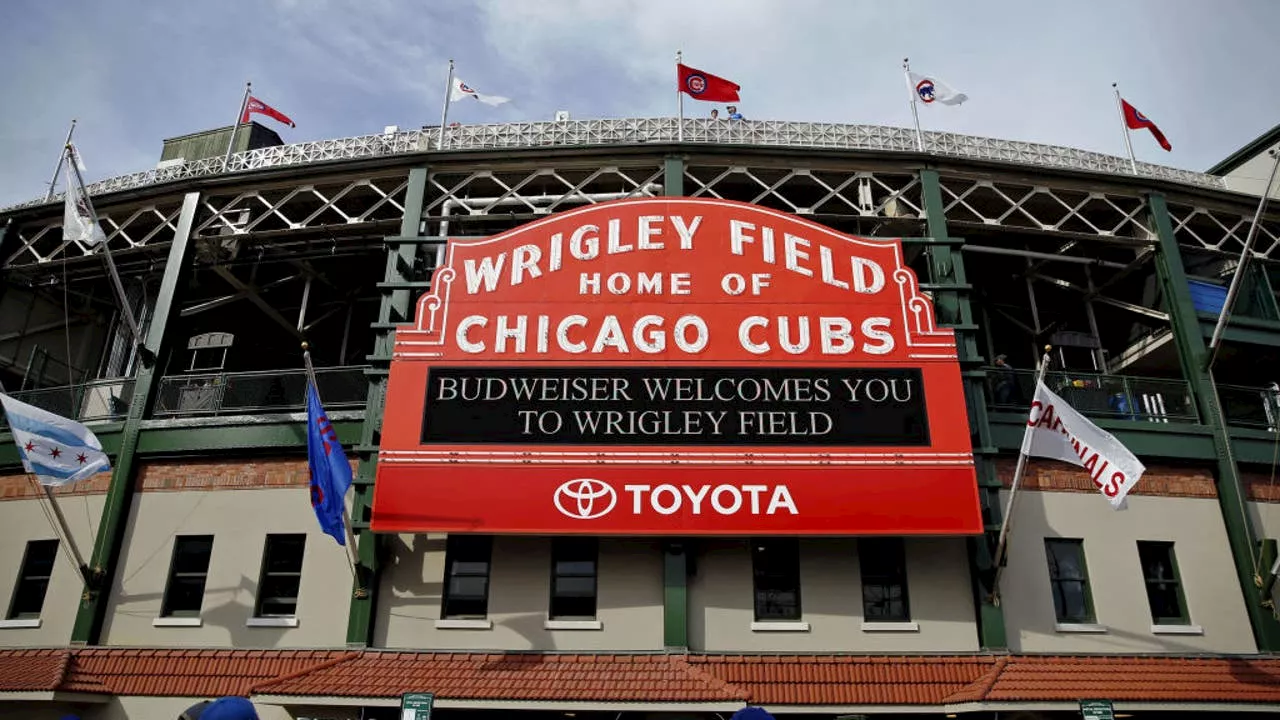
(451, 77, 510, 107)
(0, 393, 111, 487)
(62, 147, 105, 247)
(907, 71, 968, 106)
(1021, 380, 1145, 508)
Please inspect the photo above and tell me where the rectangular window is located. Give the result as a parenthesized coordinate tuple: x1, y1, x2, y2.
(550, 537, 597, 619)
(860, 538, 910, 622)
(752, 539, 800, 621)
(442, 535, 493, 618)
(255, 534, 306, 617)
(161, 535, 213, 617)
(1045, 538, 1094, 624)
(1137, 541, 1189, 624)
(7, 539, 59, 619)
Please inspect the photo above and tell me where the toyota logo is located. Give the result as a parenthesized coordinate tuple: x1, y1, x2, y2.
(554, 478, 617, 520)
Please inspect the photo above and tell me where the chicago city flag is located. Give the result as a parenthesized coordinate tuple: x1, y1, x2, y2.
(62, 146, 106, 247)
(0, 393, 111, 486)
(906, 71, 968, 106)
(1021, 381, 1146, 508)
(451, 77, 510, 106)
(306, 381, 353, 545)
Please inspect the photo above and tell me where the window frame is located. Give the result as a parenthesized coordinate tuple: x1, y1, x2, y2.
(254, 534, 306, 618)
(7, 539, 59, 620)
(859, 537, 911, 622)
(549, 537, 598, 620)
(160, 535, 214, 618)
(441, 535, 494, 619)
(1044, 538, 1095, 624)
(752, 538, 801, 622)
(1137, 540, 1190, 625)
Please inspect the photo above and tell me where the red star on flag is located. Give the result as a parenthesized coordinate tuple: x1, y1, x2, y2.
(77, 453, 88, 465)
(49, 447, 61, 458)
(23, 441, 34, 452)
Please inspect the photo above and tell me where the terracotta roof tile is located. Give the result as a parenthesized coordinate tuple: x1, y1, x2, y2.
(3, 649, 1280, 706)
(0, 648, 68, 692)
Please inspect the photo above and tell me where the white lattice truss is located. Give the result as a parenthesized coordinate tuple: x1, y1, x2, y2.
(193, 175, 408, 239)
(5, 201, 185, 266)
(1167, 202, 1280, 258)
(424, 166, 665, 217)
(939, 176, 1151, 240)
(1, 118, 1224, 215)
(684, 167, 924, 219)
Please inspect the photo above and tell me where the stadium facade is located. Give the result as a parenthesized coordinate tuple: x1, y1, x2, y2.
(1, 117, 1280, 719)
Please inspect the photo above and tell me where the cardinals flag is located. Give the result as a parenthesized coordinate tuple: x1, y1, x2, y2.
(242, 96, 296, 128)
(1121, 99, 1170, 151)
(677, 63, 740, 103)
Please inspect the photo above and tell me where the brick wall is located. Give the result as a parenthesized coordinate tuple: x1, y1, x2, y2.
(0, 470, 112, 500)
(1242, 471, 1280, 504)
(995, 459, 1217, 499)
(135, 457, 359, 492)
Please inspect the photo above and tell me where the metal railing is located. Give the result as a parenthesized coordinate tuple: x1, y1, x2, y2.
(1218, 384, 1280, 430)
(0, 118, 1225, 214)
(152, 366, 368, 418)
(0, 377, 135, 430)
(986, 368, 1198, 423)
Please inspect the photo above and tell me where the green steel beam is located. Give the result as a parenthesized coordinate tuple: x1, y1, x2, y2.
(987, 412, 1217, 458)
(1148, 192, 1280, 652)
(664, 155, 684, 197)
(134, 419, 361, 454)
(346, 166, 430, 647)
(663, 540, 688, 649)
(658, 154, 689, 649)
(919, 169, 1006, 649)
(71, 191, 201, 645)
(1198, 313, 1280, 348)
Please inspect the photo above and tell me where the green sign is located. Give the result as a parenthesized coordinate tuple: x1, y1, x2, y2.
(1079, 699, 1114, 720)
(401, 692, 434, 720)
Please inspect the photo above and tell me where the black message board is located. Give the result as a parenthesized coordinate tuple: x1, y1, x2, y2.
(421, 366, 929, 446)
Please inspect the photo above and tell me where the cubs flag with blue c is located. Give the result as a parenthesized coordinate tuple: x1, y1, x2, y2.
(906, 71, 968, 106)
(306, 381, 353, 545)
(0, 393, 111, 486)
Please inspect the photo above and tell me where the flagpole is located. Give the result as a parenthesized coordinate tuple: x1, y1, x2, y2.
(1112, 83, 1138, 175)
(438, 59, 455, 150)
(44, 120, 77, 202)
(300, 342, 363, 590)
(0, 380, 92, 585)
(1206, 148, 1280, 370)
(904, 58, 924, 152)
(224, 82, 252, 168)
(990, 345, 1053, 603)
(67, 145, 148, 357)
(676, 50, 685, 143)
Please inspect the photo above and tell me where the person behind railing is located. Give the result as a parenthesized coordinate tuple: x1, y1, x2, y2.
(991, 354, 1017, 405)
(710, 108, 720, 120)
(727, 105, 744, 120)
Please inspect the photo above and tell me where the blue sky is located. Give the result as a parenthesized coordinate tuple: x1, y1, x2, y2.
(1, 0, 1277, 207)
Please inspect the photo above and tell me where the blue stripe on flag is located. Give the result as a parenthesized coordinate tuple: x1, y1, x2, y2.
(25, 458, 87, 480)
(6, 413, 96, 449)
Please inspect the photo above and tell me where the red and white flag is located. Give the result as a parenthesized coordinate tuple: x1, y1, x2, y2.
(1022, 380, 1146, 508)
(677, 63, 740, 103)
(242, 96, 296, 128)
(1120, 98, 1170, 151)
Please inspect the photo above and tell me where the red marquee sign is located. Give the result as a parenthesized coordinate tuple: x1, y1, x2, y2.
(372, 198, 981, 535)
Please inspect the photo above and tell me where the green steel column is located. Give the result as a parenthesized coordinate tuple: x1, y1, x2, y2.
(919, 169, 1007, 649)
(659, 154, 690, 649)
(1148, 192, 1280, 651)
(346, 167, 430, 646)
(664, 155, 684, 196)
(71, 191, 201, 645)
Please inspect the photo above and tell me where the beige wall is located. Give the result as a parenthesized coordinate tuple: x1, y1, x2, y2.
(1222, 141, 1280, 198)
(1001, 489, 1256, 654)
(689, 537, 978, 652)
(0, 493, 105, 647)
(100, 487, 350, 648)
(377, 534, 664, 651)
(78, 696, 293, 720)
